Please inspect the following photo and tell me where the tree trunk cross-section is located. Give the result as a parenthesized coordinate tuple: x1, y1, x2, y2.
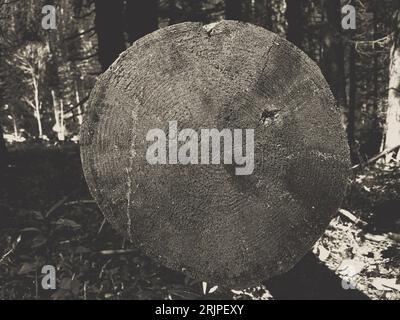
(80, 21, 350, 288)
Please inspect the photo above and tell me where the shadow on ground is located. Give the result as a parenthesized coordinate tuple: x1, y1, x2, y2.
(265, 253, 368, 300)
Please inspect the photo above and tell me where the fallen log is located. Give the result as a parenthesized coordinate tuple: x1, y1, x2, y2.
(351, 144, 400, 170)
(338, 208, 368, 227)
(80, 21, 350, 288)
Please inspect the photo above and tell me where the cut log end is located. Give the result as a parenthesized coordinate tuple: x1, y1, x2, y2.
(81, 21, 350, 288)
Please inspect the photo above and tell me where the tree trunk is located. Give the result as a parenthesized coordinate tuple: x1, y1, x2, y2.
(52, 90, 65, 141)
(243, 0, 252, 22)
(254, 0, 272, 30)
(52, 90, 60, 136)
(286, 0, 305, 50)
(11, 106, 19, 139)
(126, 0, 158, 44)
(321, 0, 347, 110)
(36, 108, 43, 139)
(347, 44, 357, 163)
(225, 0, 244, 21)
(370, 10, 383, 157)
(81, 21, 350, 287)
(13, 118, 18, 139)
(94, 0, 126, 71)
(373, 11, 379, 113)
(168, 0, 179, 25)
(33, 77, 43, 139)
(385, 41, 400, 161)
(59, 99, 65, 141)
(0, 123, 7, 171)
(263, 0, 273, 31)
(75, 86, 83, 126)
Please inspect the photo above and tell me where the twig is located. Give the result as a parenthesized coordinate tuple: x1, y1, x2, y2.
(64, 199, 96, 206)
(65, 112, 85, 121)
(64, 94, 90, 114)
(98, 259, 112, 279)
(364, 233, 391, 243)
(0, 249, 14, 263)
(0, 235, 21, 264)
(97, 218, 106, 235)
(97, 249, 137, 256)
(64, 27, 95, 41)
(45, 196, 69, 218)
(352, 34, 393, 47)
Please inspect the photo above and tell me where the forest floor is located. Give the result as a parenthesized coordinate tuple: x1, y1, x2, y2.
(0, 144, 399, 300)
(314, 161, 400, 300)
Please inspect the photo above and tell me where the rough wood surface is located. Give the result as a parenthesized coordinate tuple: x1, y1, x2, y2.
(80, 21, 350, 288)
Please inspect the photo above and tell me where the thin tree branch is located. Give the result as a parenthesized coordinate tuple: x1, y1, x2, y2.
(0, 0, 20, 8)
(352, 144, 400, 170)
(64, 94, 90, 114)
(70, 51, 98, 62)
(64, 27, 95, 41)
(74, 8, 95, 19)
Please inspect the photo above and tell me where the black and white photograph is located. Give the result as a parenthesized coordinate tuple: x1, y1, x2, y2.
(0, 0, 399, 305)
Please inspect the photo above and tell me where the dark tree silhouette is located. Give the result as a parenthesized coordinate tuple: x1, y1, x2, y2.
(286, 0, 306, 50)
(94, 0, 126, 71)
(369, 7, 382, 157)
(126, 0, 158, 44)
(225, 0, 244, 21)
(254, 0, 273, 30)
(320, 0, 347, 109)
